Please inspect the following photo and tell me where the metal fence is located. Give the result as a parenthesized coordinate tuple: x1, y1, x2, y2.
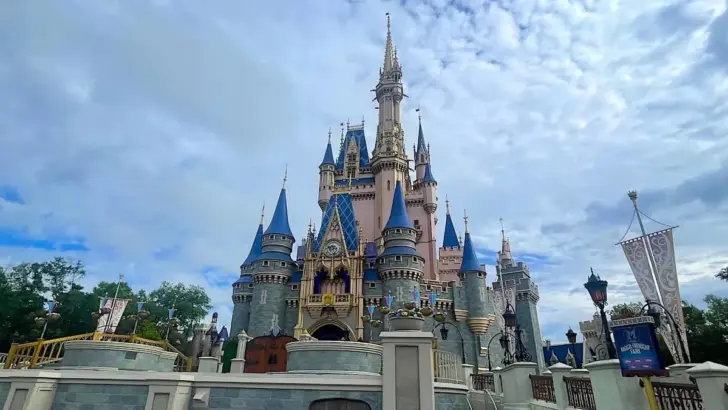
(530, 374, 556, 403)
(650, 381, 703, 410)
(471, 373, 495, 391)
(564, 376, 597, 410)
(433, 349, 465, 385)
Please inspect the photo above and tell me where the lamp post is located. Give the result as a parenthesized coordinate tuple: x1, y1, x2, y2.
(127, 301, 149, 335)
(566, 327, 578, 368)
(502, 301, 531, 363)
(485, 331, 512, 371)
(641, 300, 690, 363)
(583, 268, 617, 360)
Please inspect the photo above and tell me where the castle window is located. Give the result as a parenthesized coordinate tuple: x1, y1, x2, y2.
(262, 261, 270, 267)
(412, 257, 417, 263)
(387, 180, 391, 190)
(368, 283, 376, 289)
(395, 256, 402, 261)
(395, 229, 401, 233)
(269, 235, 275, 239)
(368, 262, 375, 268)
(426, 285, 432, 291)
(414, 219, 420, 227)
(280, 262, 287, 267)
(291, 284, 299, 291)
(478, 272, 484, 278)
(248, 284, 254, 288)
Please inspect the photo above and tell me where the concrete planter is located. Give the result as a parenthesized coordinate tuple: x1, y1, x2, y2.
(61, 340, 178, 372)
(389, 316, 425, 331)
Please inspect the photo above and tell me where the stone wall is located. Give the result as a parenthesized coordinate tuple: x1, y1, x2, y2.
(434, 392, 470, 410)
(0, 382, 9, 408)
(193, 388, 382, 410)
(52, 383, 149, 410)
(286, 341, 382, 374)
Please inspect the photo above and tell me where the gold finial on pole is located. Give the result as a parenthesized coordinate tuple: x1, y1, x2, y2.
(328, 128, 332, 143)
(282, 164, 288, 189)
(386, 12, 391, 34)
(362, 115, 365, 126)
(260, 203, 265, 225)
(340, 122, 345, 149)
(445, 195, 450, 215)
(463, 210, 469, 233)
(416, 106, 421, 123)
(499, 217, 505, 239)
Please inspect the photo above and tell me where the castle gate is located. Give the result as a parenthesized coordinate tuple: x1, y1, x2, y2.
(243, 335, 296, 373)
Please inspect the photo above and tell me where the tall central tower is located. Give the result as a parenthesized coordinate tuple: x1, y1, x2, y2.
(372, 15, 410, 241)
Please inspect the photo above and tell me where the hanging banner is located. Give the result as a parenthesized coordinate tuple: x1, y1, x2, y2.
(647, 228, 690, 362)
(96, 298, 130, 333)
(620, 237, 661, 303)
(620, 235, 678, 360)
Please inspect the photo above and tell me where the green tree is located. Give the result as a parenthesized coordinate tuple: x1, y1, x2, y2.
(717, 266, 728, 281)
(136, 320, 162, 341)
(148, 281, 212, 333)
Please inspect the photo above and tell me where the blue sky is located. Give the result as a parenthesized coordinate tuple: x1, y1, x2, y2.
(1, 0, 727, 343)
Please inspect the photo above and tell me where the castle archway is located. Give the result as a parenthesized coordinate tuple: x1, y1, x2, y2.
(308, 319, 356, 341)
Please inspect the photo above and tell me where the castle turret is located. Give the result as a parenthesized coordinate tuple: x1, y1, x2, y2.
(376, 180, 423, 310)
(414, 116, 430, 181)
(492, 223, 545, 369)
(437, 197, 462, 283)
(247, 175, 296, 338)
(371, 15, 409, 234)
(413, 115, 437, 215)
(459, 214, 490, 335)
(318, 130, 336, 211)
(230, 206, 264, 338)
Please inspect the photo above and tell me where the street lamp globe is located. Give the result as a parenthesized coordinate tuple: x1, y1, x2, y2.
(502, 303, 517, 328)
(498, 334, 509, 349)
(566, 327, 577, 344)
(439, 327, 449, 340)
(584, 269, 608, 307)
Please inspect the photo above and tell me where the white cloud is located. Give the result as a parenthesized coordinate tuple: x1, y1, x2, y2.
(0, 0, 727, 342)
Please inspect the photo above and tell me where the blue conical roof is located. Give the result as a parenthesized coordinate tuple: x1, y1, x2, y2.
(384, 181, 413, 230)
(320, 140, 335, 166)
(416, 122, 427, 154)
(242, 223, 264, 266)
(459, 232, 482, 272)
(442, 213, 459, 248)
(423, 163, 436, 183)
(264, 188, 294, 239)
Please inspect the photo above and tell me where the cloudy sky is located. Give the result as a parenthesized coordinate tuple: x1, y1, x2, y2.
(1, 0, 727, 343)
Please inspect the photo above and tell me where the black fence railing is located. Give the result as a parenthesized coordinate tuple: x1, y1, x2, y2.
(564, 376, 597, 410)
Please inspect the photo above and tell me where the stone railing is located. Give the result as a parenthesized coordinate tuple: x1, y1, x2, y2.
(471, 373, 494, 391)
(649, 380, 703, 409)
(564, 376, 596, 410)
(529, 374, 556, 404)
(433, 349, 464, 385)
(475, 360, 727, 410)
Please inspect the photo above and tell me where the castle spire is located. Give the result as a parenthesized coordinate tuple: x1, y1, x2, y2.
(241, 220, 264, 267)
(498, 217, 513, 265)
(384, 180, 413, 230)
(383, 13, 395, 72)
(442, 195, 459, 248)
(264, 170, 294, 239)
(459, 211, 482, 273)
(320, 129, 335, 167)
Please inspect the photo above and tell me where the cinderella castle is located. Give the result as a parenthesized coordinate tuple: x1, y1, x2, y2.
(229, 17, 545, 371)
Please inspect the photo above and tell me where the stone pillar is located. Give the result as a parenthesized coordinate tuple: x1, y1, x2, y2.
(146, 377, 194, 410)
(584, 359, 648, 410)
(499, 362, 537, 410)
(548, 363, 572, 410)
(380, 330, 436, 410)
(686, 361, 728, 410)
(462, 364, 474, 389)
(197, 357, 219, 373)
(492, 366, 503, 394)
(230, 331, 253, 373)
(666, 363, 697, 382)
(6, 377, 58, 410)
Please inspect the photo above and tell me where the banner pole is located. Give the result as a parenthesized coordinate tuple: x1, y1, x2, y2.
(641, 376, 660, 410)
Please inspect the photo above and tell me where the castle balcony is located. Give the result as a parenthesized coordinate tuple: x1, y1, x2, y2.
(305, 293, 353, 318)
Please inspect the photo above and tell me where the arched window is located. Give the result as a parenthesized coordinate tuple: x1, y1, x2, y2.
(309, 399, 371, 410)
(387, 180, 391, 190)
